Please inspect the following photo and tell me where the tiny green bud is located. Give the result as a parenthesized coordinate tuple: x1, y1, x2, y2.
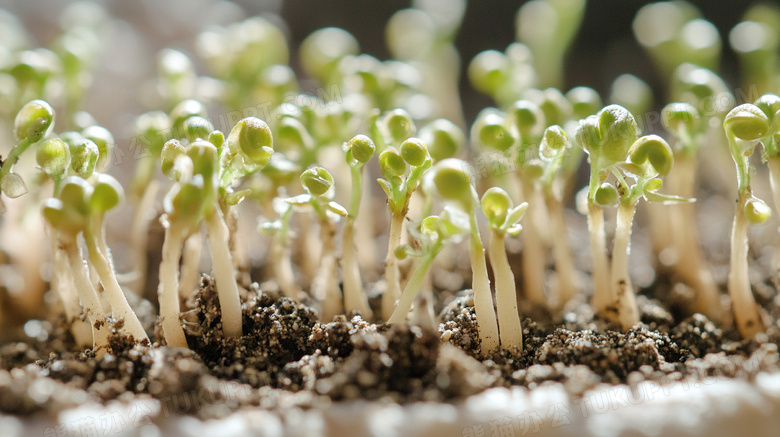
(344, 134, 375, 165)
(170, 99, 207, 133)
(14, 99, 54, 143)
(228, 117, 274, 167)
(36, 138, 70, 176)
(161, 139, 186, 178)
(165, 179, 206, 223)
(508, 100, 545, 138)
(400, 138, 429, 167)
(724, 104, 770, 141)
(134, 110, 170, 156)
(60, 176, 93, 216)
(208, 130, 225, 151)
(187, 140, 218, 180)
(384, 109, 416, 145)
(394, 244, 411, 260)
(90, 173, 124, 213)
(477, 118, 515, 151)
(578, 105, 638, 165)
(594, 182, 619, 206)
(629, 135, 674, 176)
(481, 187, 512, 228)
(68, 138, 99, 178)
(420, 119, 465, 162)
(431, 159, 472, 206)
(379, 148, 407, 178)
(183, 116, 214, 142)
(542, 125, 568, 151)
(81, 125, 114, 170)
(566, 86, 602, 119)
(661, 102, 701, 136)
(524, 88, 572, 127)
(745, 196, 772, 224)
(300, 166, 333, 196)
(754, 94, 780, 122)
(276, 116, 314, 152)
(300, 27, 359, 82)
(468, 50, 509, 96)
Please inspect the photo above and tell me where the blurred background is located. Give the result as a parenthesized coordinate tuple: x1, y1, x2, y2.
(0, 0, 760, 134)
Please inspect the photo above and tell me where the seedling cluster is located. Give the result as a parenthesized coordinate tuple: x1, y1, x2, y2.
(2, 0, 780, 366)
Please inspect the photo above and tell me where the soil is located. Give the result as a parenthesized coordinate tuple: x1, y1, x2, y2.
(1, 259, 780, 421)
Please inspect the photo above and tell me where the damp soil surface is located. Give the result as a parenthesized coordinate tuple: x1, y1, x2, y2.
(1, 273, 780, 420)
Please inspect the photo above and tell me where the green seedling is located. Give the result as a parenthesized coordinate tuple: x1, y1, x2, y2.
(431, 159, 499, 354)
(724, 104, 771, 338)
(387, 209, 468, 325)
(340, 134, 376, 317)
(290, 166, 347, 320)
(481, 187, 528, 351)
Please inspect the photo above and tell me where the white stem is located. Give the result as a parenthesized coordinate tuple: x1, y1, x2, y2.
(341, 218, 372, 317)
(51, 232, 92, 347)
(611, 203, 640, 331)
(520, 179, 547, 307)
(588, 203, 612, 316)
(381, 211, 405, 321)
(157, 224, 188, 348)
(311, 218, 342, 321)
(86, 225, 149, 343)
(205, 207, 243, 338)
(178, 230, 203, 300)
(728, 192, 764, 338)
(272, 236, 301, 301)
(767, 157, 780, 277)
(470, 210, 499, 355)
(387, 250, 438, 324)
(129, 180, 159, 295)
(546, 194, 577, 309)
(64, 238, 109, 355)
(671, 154, 720, 321)
(489, 229, 523, 351)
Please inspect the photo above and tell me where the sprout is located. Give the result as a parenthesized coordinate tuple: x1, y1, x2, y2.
(419, 118, 465, 163)
(431, 159, 500, 354)
(81, 125, 114, 170)
(377, 135, 432, 320)
(341, 134, 376, 317)
(754, 94, 780, 280)
(0, 100, 55, 202)
(660, 102, 720, 321)
(300, 27, 359, 85)
(723, 104, 770, 338)
(290, 166, 348, 320)
(576, 105, 636, 325)
(387, 209, 468, 325)
(481, 187, 528, 351)
(43, 175, 149, 355)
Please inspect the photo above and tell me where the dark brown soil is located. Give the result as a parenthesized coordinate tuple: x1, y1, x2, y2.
(1, 266, 780, 421)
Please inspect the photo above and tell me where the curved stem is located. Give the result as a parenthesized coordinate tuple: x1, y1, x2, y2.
(205, 207, 243, 338)
(488, 229, 523, 351)
(85, 221, 149, 343)
(63, 237, 109, 355)
(728, 191, 765, 338)
(0, 138, 31, 194)
(50, 229, 92, 347)
(158, 224, 188, 348)
(387, 245, 440, 324)
(611, 202, 640, 331)
(381, 210, 405, 320)
(588, 202, 612, 316)
(469, 203, 499, 355)
(178, 230, 203, 300)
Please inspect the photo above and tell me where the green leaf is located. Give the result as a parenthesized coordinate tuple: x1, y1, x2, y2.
(285, 194, 313, 205)
(225, 188, 253, 206)
(1, 172, 27, 198)
(377, 178, 394, 200)
(326, 201, 348, 217)
(643, 191, 694, 204)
